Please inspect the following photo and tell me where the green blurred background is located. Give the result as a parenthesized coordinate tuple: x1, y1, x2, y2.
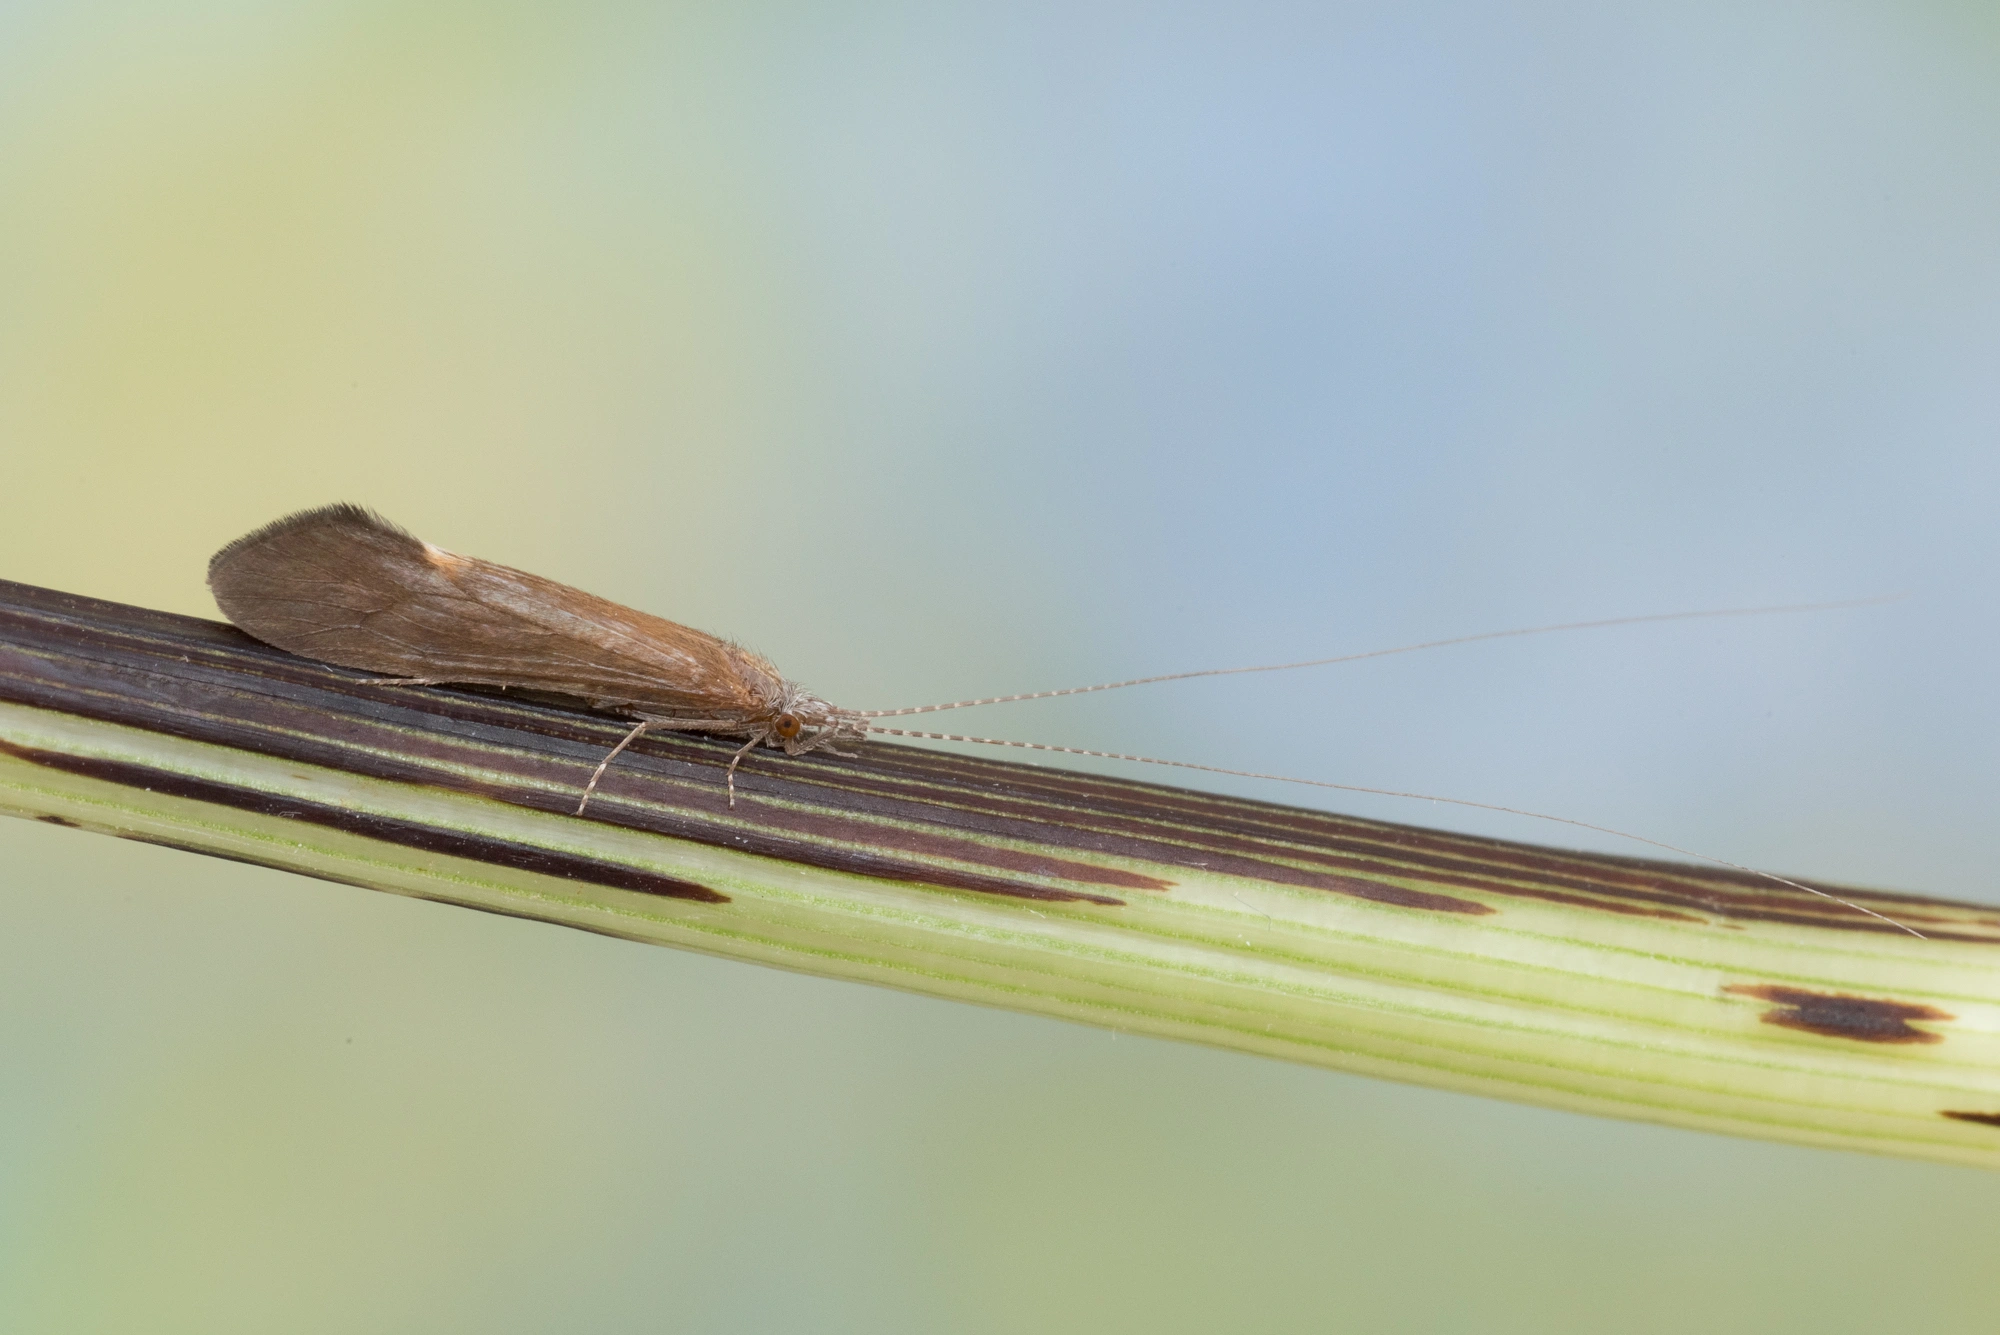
(4, 3, 1998, 1330)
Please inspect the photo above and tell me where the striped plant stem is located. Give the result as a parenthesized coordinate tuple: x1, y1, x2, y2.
(2, 578, 1997, 1167)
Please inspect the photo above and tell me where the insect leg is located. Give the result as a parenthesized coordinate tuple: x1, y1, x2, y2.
(723, 733, 769, 807)
(575, 718, 659, 815)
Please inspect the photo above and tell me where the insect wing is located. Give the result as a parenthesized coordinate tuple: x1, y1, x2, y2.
(208, 504, 770, 716)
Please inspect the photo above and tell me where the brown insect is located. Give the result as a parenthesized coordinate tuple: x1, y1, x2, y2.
(208, 504, 869, 810)
(207, 504, 1919, 936)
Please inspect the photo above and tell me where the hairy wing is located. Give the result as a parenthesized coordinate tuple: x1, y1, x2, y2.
(207, 504, 777, 717)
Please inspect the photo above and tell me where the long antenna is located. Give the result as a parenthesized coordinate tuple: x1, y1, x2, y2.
(857, 596, 1902, 719)
(863, 724, 1926, 939)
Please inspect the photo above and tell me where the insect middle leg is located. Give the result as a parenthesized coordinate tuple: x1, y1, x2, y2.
(576, 719, 659, 814)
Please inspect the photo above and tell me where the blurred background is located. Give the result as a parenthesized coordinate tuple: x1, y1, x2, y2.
(3, 2, 1998, 1330)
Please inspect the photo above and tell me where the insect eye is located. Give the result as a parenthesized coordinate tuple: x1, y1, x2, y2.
(774, 713, 802, 739)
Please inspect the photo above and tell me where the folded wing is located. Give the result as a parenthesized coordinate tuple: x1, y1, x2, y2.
(207, 503, 779, 719)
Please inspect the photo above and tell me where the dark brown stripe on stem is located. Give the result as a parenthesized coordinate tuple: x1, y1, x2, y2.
(0, 739, 729, 903)
(1941, 1111, 2000, 1128)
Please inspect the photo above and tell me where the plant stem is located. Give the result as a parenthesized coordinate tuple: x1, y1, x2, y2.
(3, 578, 1996, 1167)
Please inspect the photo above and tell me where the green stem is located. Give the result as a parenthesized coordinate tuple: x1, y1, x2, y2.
(3, 578, 1996, 1167)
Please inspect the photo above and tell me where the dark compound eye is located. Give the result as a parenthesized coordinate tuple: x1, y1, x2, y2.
(773, 713, 802, 739)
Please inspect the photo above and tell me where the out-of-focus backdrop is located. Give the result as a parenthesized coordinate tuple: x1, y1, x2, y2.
(4, 4, 1997, 1331)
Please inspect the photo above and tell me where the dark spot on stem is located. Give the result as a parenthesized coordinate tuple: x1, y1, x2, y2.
(1724, 984, 1952, 1045)
(1941, 1111, 2000, 1128)
(36, 814, 80, 827)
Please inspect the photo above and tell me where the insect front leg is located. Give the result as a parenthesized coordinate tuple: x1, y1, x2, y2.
(723, 732, 772, 807)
